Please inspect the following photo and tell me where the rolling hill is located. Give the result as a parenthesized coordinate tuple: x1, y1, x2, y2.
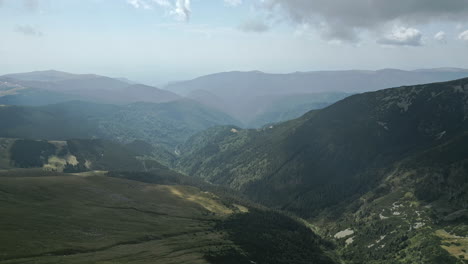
(0, 169, 338, 264)
(0, 70, 180, 106)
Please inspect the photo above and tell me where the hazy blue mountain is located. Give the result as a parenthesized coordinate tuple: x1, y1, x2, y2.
(2, 70, 81, 82)
(167, 68, 468, 95)
(0, 70, 180, 105)
(165, 68, 468, 125)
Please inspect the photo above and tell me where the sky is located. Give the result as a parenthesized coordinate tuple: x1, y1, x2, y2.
(1, 0, 468, 86)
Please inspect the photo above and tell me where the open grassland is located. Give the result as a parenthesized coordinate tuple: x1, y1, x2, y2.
(437, 229, 468, 262)
(0, 170, 339, 264)
(0, 174, 238, 264)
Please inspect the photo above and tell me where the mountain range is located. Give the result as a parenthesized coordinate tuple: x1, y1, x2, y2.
(174, 77, 468, 263)
(1, 70, 467, 263)
(0, 70, 180, 105)
(3, 69, 468, 128)
(166, 68, 468, 126)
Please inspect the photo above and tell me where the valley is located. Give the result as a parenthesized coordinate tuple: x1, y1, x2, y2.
(3, 1, 468, 262)
(0, 73, 467, 264)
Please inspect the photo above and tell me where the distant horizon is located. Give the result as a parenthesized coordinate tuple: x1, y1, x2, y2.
(2, 1, 468, 86)
(3, 66, 468, 88)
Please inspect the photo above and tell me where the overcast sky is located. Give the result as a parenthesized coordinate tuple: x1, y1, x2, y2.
(1, 0, 468, 85)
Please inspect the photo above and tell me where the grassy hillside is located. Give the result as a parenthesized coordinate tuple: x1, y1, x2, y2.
(0, 171, 338, 264)
(0, 173, 237, 264)
(0, 138, 149, 172)
(312, 132, 468, 264)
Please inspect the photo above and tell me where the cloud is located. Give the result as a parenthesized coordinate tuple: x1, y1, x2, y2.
(434, 31, 446, 43)
(171, 0, 191, 22)
(153, 0, 171, 7)
(260, 0, 468, 42)
(127, 0, 190, 21)
(127, 0, 151, 9)
(225, 0, 242, 6)
(14, 25, 43, 37)
(377, 27, 423, 46)
(458, 30, 468, 41)
(239, 19, 270, 33)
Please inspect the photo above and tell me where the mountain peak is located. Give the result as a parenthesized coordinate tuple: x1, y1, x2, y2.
(2, 70, 78, 82)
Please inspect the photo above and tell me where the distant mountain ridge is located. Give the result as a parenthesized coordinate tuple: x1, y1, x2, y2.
(4, 69, 468, 128)
(168, 68, 468, 95)
(165, 68, 468, 126)
(0, 70, 180, 105)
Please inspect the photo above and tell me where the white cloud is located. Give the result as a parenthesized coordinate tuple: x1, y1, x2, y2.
(127, 0, 150, 9)
(458, 30, 468, 42)
(152, 0, 171, 7)
(127, 0, 190, 21)
(434, 31, 446, 43)
(171, 0, 191, 22)
(377, 27, 423, 46)
(224, 0, 242, 6)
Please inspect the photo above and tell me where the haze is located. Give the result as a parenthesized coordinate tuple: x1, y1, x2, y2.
(2, 0, 468, 85)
